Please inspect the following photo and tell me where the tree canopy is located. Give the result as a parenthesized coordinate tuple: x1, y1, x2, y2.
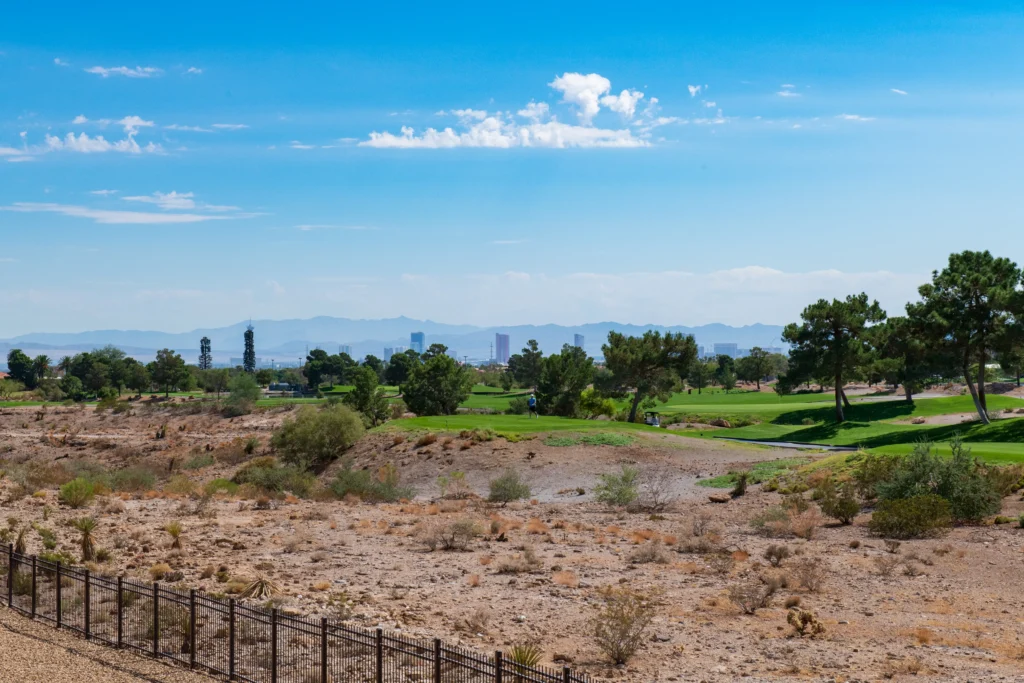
(602, 330, 697, 422)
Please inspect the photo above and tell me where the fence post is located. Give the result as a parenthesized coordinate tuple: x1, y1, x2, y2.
(271, 608, 278, 683)
(116, 576, 123, 648)
(320, 617, 328, 683)
(152, 582, 159, 657)
(495, 650, 503, 683)
(563, 665, 571, 683)
(228, 599, 236, 681)
(30, 555, 37, 618)
(84, 568, 91, 639)
(55, 562, 62, 629)
(189, 589, 197, 669)
(433, 638, 441, 683)
(6, 545, 12, 607)
(375, 628, 383, 683)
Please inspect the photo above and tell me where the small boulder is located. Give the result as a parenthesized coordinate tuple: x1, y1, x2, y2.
(709, 418, 732, 428)
(708, 493, 731, 504)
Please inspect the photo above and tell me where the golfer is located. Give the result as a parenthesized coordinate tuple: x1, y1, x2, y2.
(528, 393, 538, 418)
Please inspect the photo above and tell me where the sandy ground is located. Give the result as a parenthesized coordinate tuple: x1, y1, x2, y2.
(0, 608, 211, 683)
(3, 405, 1024, 682)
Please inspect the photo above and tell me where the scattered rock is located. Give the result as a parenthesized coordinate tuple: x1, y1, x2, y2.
(708, 494, 731, 504)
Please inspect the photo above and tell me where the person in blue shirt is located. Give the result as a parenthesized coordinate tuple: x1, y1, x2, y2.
(527, 393, 538, 418)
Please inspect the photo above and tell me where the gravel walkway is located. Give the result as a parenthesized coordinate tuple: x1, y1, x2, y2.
(0, 608, 213, 683)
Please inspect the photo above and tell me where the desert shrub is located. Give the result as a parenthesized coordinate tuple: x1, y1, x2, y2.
(59, 478, 95, 508)
(505, 397, 529, 415)
(271, 404, 365, 471)
(109, 466, 157, 493)
(438, 471, 473, 499)
(817, 480, 860, 524)
(415, 433, 438, 448)
(763, 544, 791, 567)
(869, 494, 952, 539)
(488, 469, 531, 505)
(628, 540, 670, 565)
(506, 643, 543, 669)
(629, 466, 677, 512)
(233, 458, 316, 497)
(496, 545, 543, 574)
(876, 438, 1000, 523)
(591, 587, 657, 665)
(419, 518, 480, 551)
(594, 465, 640, 508)
(852, 452, 901, 499)
(163, 475, 195, 496)
(750, 506, 791, 537)
(330, 460, 413, 503)
(791, 557, 826, 592)
(184, 453, 216, 470)
(728, 576, 780, 614)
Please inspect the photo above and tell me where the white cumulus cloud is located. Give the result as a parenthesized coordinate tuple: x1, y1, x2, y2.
(600, 89, 644, 119)
(44, 132, 161, 154)
(549, 72, 612, 124)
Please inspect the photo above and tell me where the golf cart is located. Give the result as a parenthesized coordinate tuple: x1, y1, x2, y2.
(643, 411, 661, 427)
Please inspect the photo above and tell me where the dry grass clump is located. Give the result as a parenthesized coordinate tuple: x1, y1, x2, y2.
(882, 657, 923, 678)
(728, 575, 781, 614)
(414, 433, 437, 448)
(312, 580, 331, 592)
(149, 562, 172, 581)
(497, 545, 543, 574)
(791, 557, 826, 592)
(552, 570, 579, 587)
(764, 544, 791, 567)
(525, 518, 549, 534)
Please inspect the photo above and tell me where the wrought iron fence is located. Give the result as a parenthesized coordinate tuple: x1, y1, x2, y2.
(2, 545, 588, 683)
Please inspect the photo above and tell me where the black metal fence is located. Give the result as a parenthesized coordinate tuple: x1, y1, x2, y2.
(2, 545, 587, 683)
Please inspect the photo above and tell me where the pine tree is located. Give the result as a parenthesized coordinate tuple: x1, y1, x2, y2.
(199, 336, 212, 370)
(243, 325, 256, 373)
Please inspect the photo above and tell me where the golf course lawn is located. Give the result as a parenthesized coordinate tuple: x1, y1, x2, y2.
(388, 414, 662, 437)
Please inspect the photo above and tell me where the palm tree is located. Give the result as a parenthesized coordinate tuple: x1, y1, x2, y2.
(33, 355, 51, 380)
(58, 356, 73, 376)
(71, 517, 98, 562)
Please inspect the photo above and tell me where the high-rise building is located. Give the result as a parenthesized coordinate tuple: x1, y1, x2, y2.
(573, 333, 585, 349)
(383, 346, 407, 362)
(339, 345, 353, 357)
(713, 342, 739, 358)
(495, 333, 510, 364)
(410, 332, 425, 354)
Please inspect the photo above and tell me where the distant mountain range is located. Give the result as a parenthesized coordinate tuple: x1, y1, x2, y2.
(1, 317, 786, 366)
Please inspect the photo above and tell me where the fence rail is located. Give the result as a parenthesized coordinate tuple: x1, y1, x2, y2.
(2, 545, 587, 683)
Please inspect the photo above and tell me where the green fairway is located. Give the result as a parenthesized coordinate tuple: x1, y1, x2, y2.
(388, 414, 662, 437)
(867, 440, 1024, 465)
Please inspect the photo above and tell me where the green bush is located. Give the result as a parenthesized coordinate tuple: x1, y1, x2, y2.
(817, 480, 860, 525)
(329, 461, 413, 503)
(233, 458, 316, 497)
(184, 453, 216, 470)
(868, 494, 952, 539)
(271, 404, 365, 471)
(59, 478, 95, 508)
(204, 478, 239, 496)
(876, 438, 1001, 523)
(488, 469, 531, 504)
(852, 452, 901, 499)
(223, 373, 262, 417)
(594, 465, 639, 507)
(505, 396, 529, 415)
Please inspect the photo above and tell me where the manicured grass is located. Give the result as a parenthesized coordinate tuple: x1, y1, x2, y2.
(460, 391, 529, 411)
(388, 414, 661, 437)
(867, 441, 1024, 465)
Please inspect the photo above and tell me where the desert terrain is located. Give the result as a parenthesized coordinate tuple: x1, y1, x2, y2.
(2, 401, 1024, 682)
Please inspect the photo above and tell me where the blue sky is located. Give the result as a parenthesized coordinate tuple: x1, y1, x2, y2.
(2, 2, 1024, 336)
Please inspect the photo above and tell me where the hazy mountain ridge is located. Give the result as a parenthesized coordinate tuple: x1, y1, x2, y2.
(3, 317, 785, 364)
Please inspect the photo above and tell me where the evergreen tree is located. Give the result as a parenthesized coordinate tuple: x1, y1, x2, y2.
(243, 325, 256, 373)
(602, 330, 698, 422)
(199, 336, 212, 370)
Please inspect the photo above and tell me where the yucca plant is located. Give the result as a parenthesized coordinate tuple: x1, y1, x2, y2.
(165, 521, 183, 549)
(506, 642, 543, 676)
(14, 527, 27, 555)
(70, 517, 98, 562)
(239, 573, 281, 600)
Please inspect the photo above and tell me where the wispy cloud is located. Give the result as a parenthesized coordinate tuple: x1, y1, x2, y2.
(687, 85, 705, 97)
(890, 88, 908, 96)
(212, 123, 249, 130)
(165, 124, 213, 132)
(89, 189, 118, 196)
(84, 66, 162, 78)
(836, 114, 876, 122)
(45, 132, 161, 154)
(294, 224, 376, 231)
(0, 203, 235, 224)
(493, 239, 526, 245)
(777, 91, 801, 98)
(290, 141, 315, 149)
(54, 58, 69, 67)
(123, 191, 241, 212)
(186, 67, 203, 75)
